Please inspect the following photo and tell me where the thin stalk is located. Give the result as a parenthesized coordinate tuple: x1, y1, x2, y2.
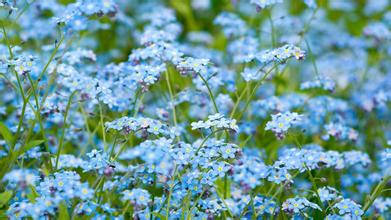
(224, 174, 228, 199)
(236, 65, 278, 121)
(131, 89, 141, 116)
(38, 34, 76, 108)
(150, 173, 157, 220)
(294, 138, 325, 215)
(37, 34, 65, 82)
(229, 83, 249, 119)
(1, 22, 28, 153)
(1, 22, 14, 59)
(97, 178, 106, 204)
(121, 200, 132, 216)
(15, 0, 37, 21)
(196, 72, 219, 113)
(99, 103, 107, 151)
(133, 93, 145, 118)
(165, 70, 178, 127)
(78, 103, 95, 156)
(305, 166, 325, 216)
(10, 77, 27, 152)
(165, 69, 180, 142)
(195, 128, 226, 154)
(304, 38, 320, 79)
(54, 91, 77, 170)
(267, 9, 276, 47)
(109, 134, 119, 159)
(0, 73, 18, 92)
(238, 195, 254, 218)
(187, 188, 207, 220)
(256, 171, 301, 217)
(363, 175, 390, 213)
(26, 73, 49, 152)
(165, 164, 177, 220)
(113, 140, 129, 160)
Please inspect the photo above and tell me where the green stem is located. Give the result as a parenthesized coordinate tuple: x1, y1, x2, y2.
(187, 189, 206, 220)
(121, 200, 132, 216)
(133, 93, 145, 118)
(195, 128, 226, 154)
(1, 22, 27, 153)
(305, 166, 325, 216)
(10, 76, 27, 152)
(99, 103, 107, 151)
(256, 171, 300, 217)
(165, 69, 180, 142)
(304, 38, 320, 79)
(166, 164, 177, 220)
(1, 22, 14, 59)
(196, 72, 219, 113)
(230, 83, 249, 119)
(150, 173, 157, 220)
(165, 70, 178, 126)
(26, 73, 49, 152)
(109, 134, 119, 158)
(224, 174, 228, 199)
(363, 175, 390, 213)
(236, 65, 278, 121)
(294, 138, 325, 216)
(131, 89, 141, 116)
(54, 91, 77, 170)
(37, 35, 65, 82)
(38, 34, 76, 108)
(15, 0, 37, 21)
(267, 9, 276, 47)
(113, 140, 129, 160)
(78, 103, 94, 156)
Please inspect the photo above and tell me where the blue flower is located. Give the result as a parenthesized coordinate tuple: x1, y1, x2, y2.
(121, 188, 151, 207)
(334, 199, 363, 217)
(240, 67, 261, 82)
(256, 44, 305, 64)
(220, 144, 237, 159)
(265, 111, 302, 139)
(210, 161, 230, 178)
(317, 186, 340, 202)
(191, 113, 239, 132)
(282, 197, 321, 214)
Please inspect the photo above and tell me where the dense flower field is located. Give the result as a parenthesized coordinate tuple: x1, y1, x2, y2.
(0, 0, 390, 219)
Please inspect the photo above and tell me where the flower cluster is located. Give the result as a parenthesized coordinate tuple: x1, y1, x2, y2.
(317, 186, 340, 202)
(265, 111, 302, 139)
(323, 122, 359, 141)
(282, 197, 321, 215)
(256, 44, 306, 64)
(7, 171, 94, 219)
(333, 199, 364, 218)
(122, 188, 151, 207)
(105, 116, 176, 138)
(0, 0, 390, 219)
(191, 113, 239, 132)
(300, 76, 336, 92)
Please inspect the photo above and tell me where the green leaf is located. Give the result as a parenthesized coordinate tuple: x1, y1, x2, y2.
(27, 185, 39, 202)
(151, 212, 166, 220)
(0, 191, 13, 208)
(0, 122, 13, 146)
(58, 202, 70, 220)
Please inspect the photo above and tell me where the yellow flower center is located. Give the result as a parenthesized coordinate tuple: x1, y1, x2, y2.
(82, 188, 89, 195)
